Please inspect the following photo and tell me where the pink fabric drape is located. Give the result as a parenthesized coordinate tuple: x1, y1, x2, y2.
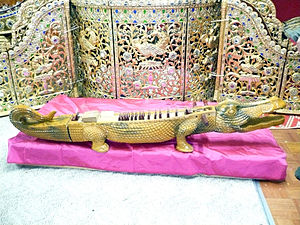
(8, 95, 287, 180)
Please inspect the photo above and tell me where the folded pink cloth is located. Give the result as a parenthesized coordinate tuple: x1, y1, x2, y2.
(8, 95, 287, 180)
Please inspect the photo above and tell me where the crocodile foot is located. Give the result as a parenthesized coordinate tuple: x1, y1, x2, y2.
(176, 142, 193, 153)
(91, 142, 109, 153)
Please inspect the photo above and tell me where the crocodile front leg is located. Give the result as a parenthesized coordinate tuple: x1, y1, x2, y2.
(83, 126, 109, 153)
(175, 118, 198, 153)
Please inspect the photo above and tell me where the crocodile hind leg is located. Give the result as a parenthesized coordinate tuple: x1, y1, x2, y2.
(92, 141, 109, 153)
(176, 135, 193, 153)
(83, 126, 109, 153)
(175, 119, 197, 153)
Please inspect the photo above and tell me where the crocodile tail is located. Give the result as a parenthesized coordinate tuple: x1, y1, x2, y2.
(44, 110, 56, 121)
(9, 105, 56, 130)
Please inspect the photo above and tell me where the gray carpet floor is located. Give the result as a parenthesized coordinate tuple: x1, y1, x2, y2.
(0, 116, 270, 225)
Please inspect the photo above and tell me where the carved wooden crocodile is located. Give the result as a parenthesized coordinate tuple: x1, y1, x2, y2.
(9, 97, 286, 153)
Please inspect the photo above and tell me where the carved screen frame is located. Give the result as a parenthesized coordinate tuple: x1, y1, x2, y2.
(70, 0, 222, 101)
(7, 0, 76, 111)
(278, 42, 300, 113)
(215, 0, 294, 107)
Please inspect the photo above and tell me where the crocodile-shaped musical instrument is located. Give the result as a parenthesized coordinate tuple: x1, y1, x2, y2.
(9, 97, 286, 153)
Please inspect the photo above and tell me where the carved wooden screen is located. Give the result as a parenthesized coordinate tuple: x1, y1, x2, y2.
(70, 0, 221, 100)
(216, 0, 289, 103)
(279, 43, 300, 113)
(1, 0, 299, 116)
(8, 0, 75, 108)
(0, 51, 17, 114)
(185, 2, 221, 101)
(0, 2, 21, 115)
(112, 5, 187, 100)
(70, 0, 116, 99)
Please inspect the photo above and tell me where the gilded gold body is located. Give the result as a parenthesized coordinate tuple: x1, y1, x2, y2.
(10, 97, 286, 153)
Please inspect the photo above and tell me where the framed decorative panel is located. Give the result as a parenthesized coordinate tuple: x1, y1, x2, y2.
(70, 0, 116, 98)
(279, 43, 300, 113)
(0, 2, 20, 115)
(0, 51, 17, 115)
(112, 6, 187, 100)
(185, 1, 221, 101)
(9, 0, 75, 107)
(217, 0, 288, 102)
(2, 0, 297, 115)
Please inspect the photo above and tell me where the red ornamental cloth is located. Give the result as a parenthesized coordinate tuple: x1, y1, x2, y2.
(272, 0, 300, 22)
(8, 95, 287, 180)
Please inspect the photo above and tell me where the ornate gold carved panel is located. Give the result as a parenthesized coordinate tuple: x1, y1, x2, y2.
(185, 2, 221, 101)
(70, 2, 116, 98)
(113, 7, 187, 100)
(279, 43, 300, 113)
(217, 0, 288, 102)
(71, 1, 221, 100)
(0, 51, 17, 115)
(0, 2, 19, 115)
(244, 0, 285, 45)
(9, 0, 75, 107)
(11, 0, 49, 45)
(1, 0, 298, 115)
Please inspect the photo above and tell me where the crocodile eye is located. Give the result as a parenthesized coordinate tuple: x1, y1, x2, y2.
(20, 117, 27, 123)
(228, 109, 235, 114)
(225, 105, 237, 117)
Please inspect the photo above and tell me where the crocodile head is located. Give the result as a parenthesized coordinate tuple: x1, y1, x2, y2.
(215, 96, 286, 132)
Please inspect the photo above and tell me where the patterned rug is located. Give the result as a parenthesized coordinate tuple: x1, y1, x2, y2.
(0, 116, 275, 225)
(272, 115, 300, 129)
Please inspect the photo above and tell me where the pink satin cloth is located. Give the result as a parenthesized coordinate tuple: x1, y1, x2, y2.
(7, 95, 287, 180)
